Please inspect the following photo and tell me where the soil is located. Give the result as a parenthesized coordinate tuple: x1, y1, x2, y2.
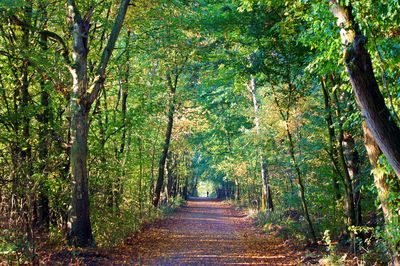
(43, 198, 313, 265)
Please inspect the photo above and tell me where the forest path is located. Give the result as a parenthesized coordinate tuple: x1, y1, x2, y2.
(121, 198, 303, 265)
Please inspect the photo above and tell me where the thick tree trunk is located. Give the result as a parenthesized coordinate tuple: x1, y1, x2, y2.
(68, 106, 94, 247)
(66, 0, 130, 247)
(362, 123, 400, 265)
(330, 1, 400, 178)
(249, 78, 273, 211)
(66, 2, 94, 245)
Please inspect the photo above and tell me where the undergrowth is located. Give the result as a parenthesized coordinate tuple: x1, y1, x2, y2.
(0, 196, 185, 263)
(249, 208, 391, 265)
(92, 196, 185, 246)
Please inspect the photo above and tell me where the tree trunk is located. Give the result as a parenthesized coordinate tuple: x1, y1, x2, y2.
(192, 174, 198, 197)
(362, 123, 400, 265)
(342, 132, 362, 226)
(249, 77, 273, 211)
(166, 152, 177, 200)
(37, 76, 50, 231)
(153, 73, 177, 207)
(68, 106, 94, 247)
(66, 0, 130, 247)
(272, 82, 317, 243)
(119, 30, 130, 156)
(20, 5, 35, 247)
(37, 22, 51, 231)
(138, 137, 144, 218)
(330, 1, 400, 179)
(183, 175, 189, 200)
(332, 86, 357, 233)
(321, 76, 341, 201)
(285, 122, 317, 243)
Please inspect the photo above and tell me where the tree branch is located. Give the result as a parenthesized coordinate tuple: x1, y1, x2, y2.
(87, 0, 130, 105)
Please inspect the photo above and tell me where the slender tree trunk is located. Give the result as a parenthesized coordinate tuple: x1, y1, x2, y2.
(272, 82, 317, 243)
(166, 152, 177, 200)
(111, 31, 131, 212)
(234, 179, 240, 202)
(321, 77, 342, 201)
(166, 152, 173, 200)
(331, 86, 357, 234)
(20, 5, 35, 248)
(183, 175, 189, 200)
(119, 30, 130, 155)
(249, 77, 273, 211)
(153, 74, 177, 207)
(285, 122, 317, 243)
(37, 74, 50, 231)
(330, 1, 400, 178)
(149, 118, 162, 200)
(192, 174, 198, 196)
(342, 133, 362, 226)
(37, 21, 51, 231)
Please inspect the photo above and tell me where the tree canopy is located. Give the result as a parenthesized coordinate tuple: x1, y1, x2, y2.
(1, 0, 400, 264)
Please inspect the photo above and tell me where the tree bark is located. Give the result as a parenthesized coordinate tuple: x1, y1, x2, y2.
(342, 132, 362, 226)
(234, 179, 240, 202)
(37, 16, 51, 231)
(138, 137, 144, 218)
(68, 106, 93, 247)
(166, 151, 177, 200)
(119, 30, 131, 155)
(330, 1, 400, 179)
(362, 123, 400, 265)
(331, 86, 357, 232)
(285, 122, 317, 243)
(321, 76, 341, 201)
(66, 0, 130, 247)
(153, 73, 177, 207)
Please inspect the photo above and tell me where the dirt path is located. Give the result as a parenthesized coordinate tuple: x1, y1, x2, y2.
(122, 198, 303, 265)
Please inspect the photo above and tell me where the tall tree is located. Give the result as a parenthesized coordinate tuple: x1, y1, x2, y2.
(153, 71, 179, 207)
(329, 1, 400, 178)
(249, 77, 273, 210)
(66, 0, 130, 247)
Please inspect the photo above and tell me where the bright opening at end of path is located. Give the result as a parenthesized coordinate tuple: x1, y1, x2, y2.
(196, 180, 216, 198)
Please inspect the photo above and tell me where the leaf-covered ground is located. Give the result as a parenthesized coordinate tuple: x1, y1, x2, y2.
(126, 199, 305, 265)
(44, 199, 314, 265)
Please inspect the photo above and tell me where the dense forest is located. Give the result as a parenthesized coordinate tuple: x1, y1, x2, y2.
(1, 0, 400, 264)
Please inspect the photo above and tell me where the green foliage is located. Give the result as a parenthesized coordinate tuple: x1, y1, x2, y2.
(0, 0, 400, 263)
